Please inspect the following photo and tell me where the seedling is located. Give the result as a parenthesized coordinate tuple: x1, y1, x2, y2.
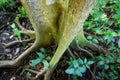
(29, 48, 51, 70)
(65, 58, 94, 80)
(10, 23, 21, 40)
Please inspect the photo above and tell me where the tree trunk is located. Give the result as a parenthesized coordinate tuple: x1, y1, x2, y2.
(0, 0, 96, 79)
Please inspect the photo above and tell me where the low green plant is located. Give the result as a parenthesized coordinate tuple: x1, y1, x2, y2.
(94, 54, 120, 80)
(10, 23, 21, 40)
(87, 36, 99, 44)
(65, 58, 94, 80)
(0, 0, 15, 8)
(29, 48, 51, 70)
(20, 69, 32, 78)
(84, 0, 120, 53)
(109, 43, 120, 53)
(18, 6, 26, 17)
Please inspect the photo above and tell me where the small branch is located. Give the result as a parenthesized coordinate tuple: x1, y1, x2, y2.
(67, 48, 76, 59)
(90, 63, 97, 80)
(25, 68, 39, 74)
(20, 30, 35, 39)
(88, 68, 96, 80)
(84, 32, 100, 39)
(4, 38, 34, 48)
(70, 45, 94, 58)
(35, 69, 46, 79)
(87, 42, 108, 54)
(78, 47, 94, 58)
(15, 19, 26, 30)
(20, 30, 35, 36)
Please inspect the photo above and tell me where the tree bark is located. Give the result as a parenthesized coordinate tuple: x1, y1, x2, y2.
(0, 0, 96, 79)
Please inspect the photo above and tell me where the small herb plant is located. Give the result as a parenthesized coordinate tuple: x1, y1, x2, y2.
(0, 0, 15, 8)
(29, 48, 51, 70)
(20, 70, 32, 78)
(65, 58, 94, 80)
(94, 54, 120, 80)
(84, 0, 120, 53)
(18, 6, 26, 17)
(10, 23, 21, 40)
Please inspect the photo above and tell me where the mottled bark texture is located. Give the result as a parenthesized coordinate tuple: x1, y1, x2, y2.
(0, 0, 97, 80)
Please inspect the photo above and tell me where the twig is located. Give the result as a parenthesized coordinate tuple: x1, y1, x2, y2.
(88, 68, 96, 80)
(90, 63, 97, 80)
(70, 45, 94, 58)
(25, 68, 39, 74)
(4, 38, 34, 48)
(78, 47, 94, 58)
(35, 69, 46, 79)
(15, 19, 26, 30)
(67, 48, 76, 59)
(84, 32, 99, 39)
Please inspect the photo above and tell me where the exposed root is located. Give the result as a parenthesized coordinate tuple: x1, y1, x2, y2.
(24, 68, 47, 80)
(88, 68, 96, 80)
(77, 46, 94, 57)
(86, 41, 108, 54)
(70, 45, 94, 58)
(0, 39, 41, 68)
(15, 18, 26, 30)
(4, 38, 34, 48)
(66, 48, 76, 59)
(44, 69, 53, 80)
(35, 69, 46, 79)
(15, 18, 35, 39)
(20, 30, 35, 39)
(25, 68, 39, 74)
(0, 60, 18, 68)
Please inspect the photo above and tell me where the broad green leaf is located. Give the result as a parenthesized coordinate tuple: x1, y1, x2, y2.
(40, 48, 46, 53)
(118, 39, 120, 48)
(75, 69, 82, 77)
(96, 29, 105, 35)
(104, 64, 109, 70)
(85, 64, 90, 69)
(45, 56, 51, 61)
(87, 36, 93, 40)
(80, 66, 86, 73)
(116, 57, 120, 63)
(13, 28, 21, 40)
(22, 42, 27, 47)
(106, 30, 117, 37)
(29, 58, 42, 67)
(73, 61, 79, 68)
(13, 28, 20, 35)
(18, 6, 26, 16)
(78, 58, 83, 65)
(65, 68, 74, 74)
(97, 61, 105, 66)
(87, 61, 94, 66)
(42, 60, 49, 70)
(100, 13, 108, 21)
(84, 58, 87, 64)
(26, 72, 32, 78)
(92, 38, 99, 44)
(118, 31, 120, 36)
(10, 23, 16, 29)
(36, 52, 45, 58)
